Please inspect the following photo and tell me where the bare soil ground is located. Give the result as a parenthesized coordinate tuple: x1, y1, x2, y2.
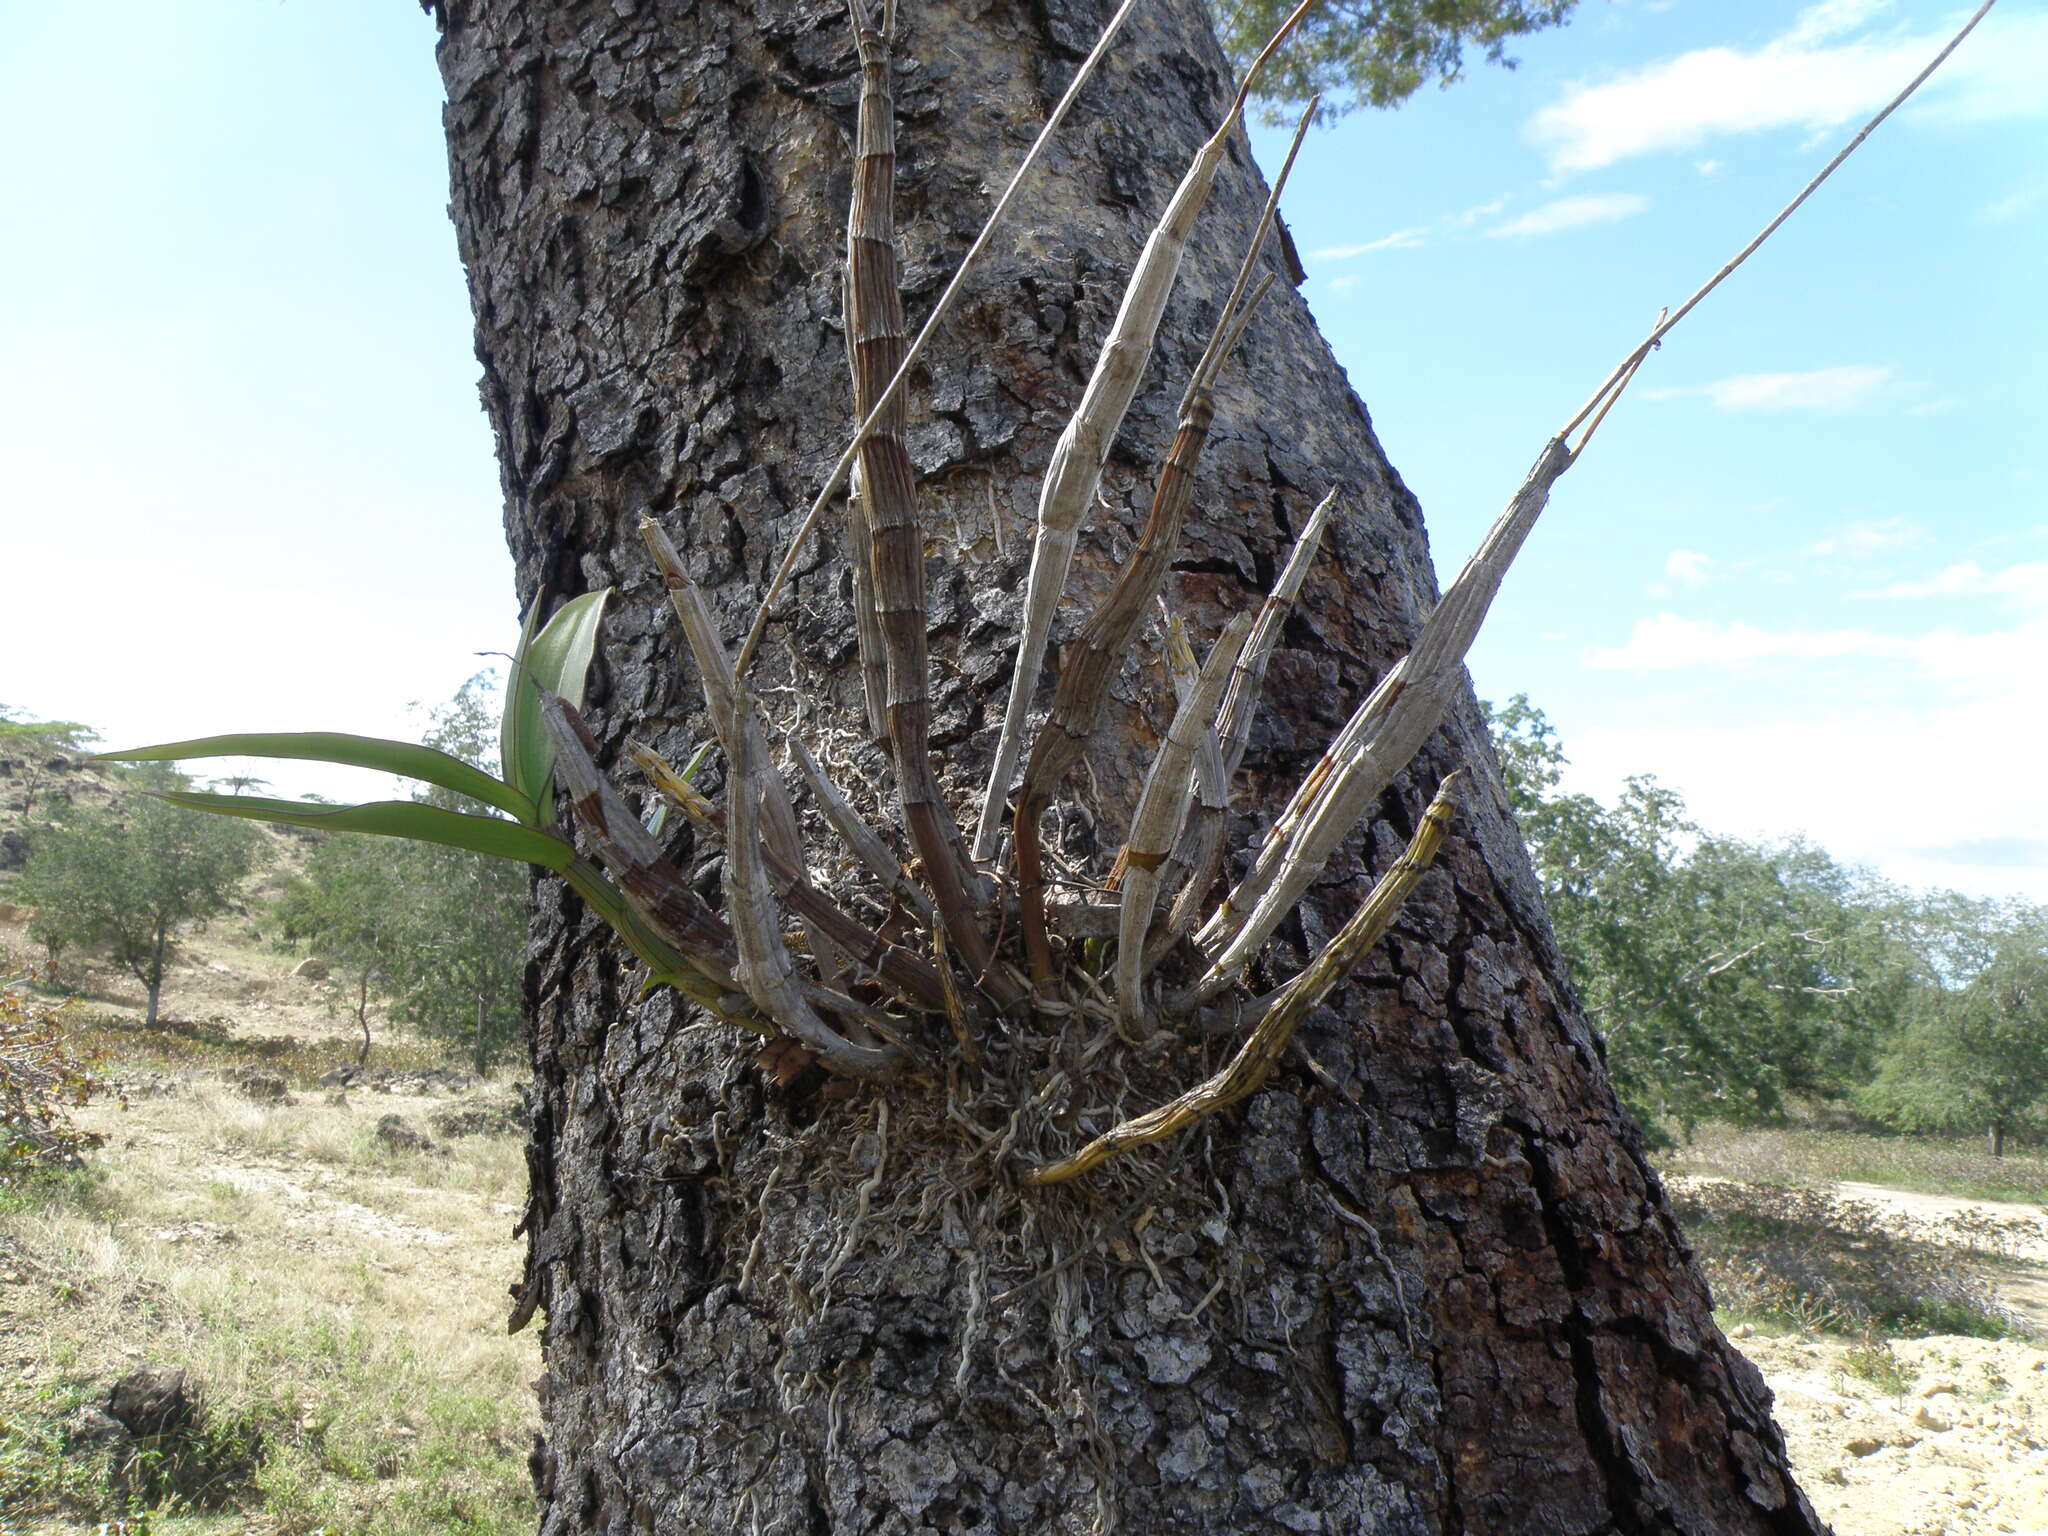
(1690, 1175, 2048, 1536)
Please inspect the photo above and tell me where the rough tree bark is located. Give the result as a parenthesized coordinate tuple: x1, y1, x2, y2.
(431, 1, 1824, 1531)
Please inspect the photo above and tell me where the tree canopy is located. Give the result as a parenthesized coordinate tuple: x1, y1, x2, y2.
(19, 763, 262, 1025)
(1489, 696, 1925, 1140)
(1215, 0, 1579, 116)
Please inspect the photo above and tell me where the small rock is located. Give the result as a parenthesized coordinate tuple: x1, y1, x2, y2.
(1918, 1379, 1959, 1398)
(291, 955, 328, 979)
(1912, 1403, 1952, 1432)
(1730, 1323, 1756, 1339)
(107, 1365, 195, 1439)
(67, 1407, 131, 1450)
(1845, 1436, 1883, 1457)
(374, 1115, 442, 1157)
(231, 1070, 294, 1105)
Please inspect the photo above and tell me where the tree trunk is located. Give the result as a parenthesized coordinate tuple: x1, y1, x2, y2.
(144, 920, 167, 1028)
(475, 987, 493, 1078)
(432, 2, 1821, 1531)
(1989, 1121, 2005, 1159)
(357, 972, 373, 1068)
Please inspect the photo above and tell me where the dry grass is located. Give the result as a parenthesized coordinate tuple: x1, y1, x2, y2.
(0, 1079, 537, 1534)
(1665, 1178, 2029, 1341)
(1662, 1122, 2048, 1207)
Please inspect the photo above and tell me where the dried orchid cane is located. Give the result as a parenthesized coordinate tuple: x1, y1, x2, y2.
(1011, 272, 1278, 981)
(1027, 773, 1461, 1185)
(1116, 613, 1253, 1024)
(736, 0, 1145, 687)
(627, 739, 955, 1017)
(639, 515, 847, 981)
(843, 0, 1001, 994)
(725, 684, 899, 1079)
(972, 56, 1320, 862)
(540, 694, 735, 965)
(1215, 487, 1337, 781)
(1148, 489, 1337, 954)
(1184, 438, 1572, 1006)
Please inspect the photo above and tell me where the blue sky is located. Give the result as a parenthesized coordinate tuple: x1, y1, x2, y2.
(3, 1, 2042, 901)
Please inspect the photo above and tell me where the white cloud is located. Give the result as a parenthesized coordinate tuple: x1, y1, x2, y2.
(1582, 613, 1912, 671)
(1805, 516, 1924, 560)
(1326, 274, 1362, 295)
(1784, 0, 1893, 47)
(1563, 588, 2048, 898)
(1562, 693, 2048, 902)
(1646, 364, 1894, 413)
(1853, 560, 2048, 605)
(1664, 549, 1714, 587)
(1985, 185, 2045, 223)
(1527, 4, 2048, 173)
(1483, 192, 1649, 240)
(1449, 196, 1509, 228)
(1694, 158, 1725, 178)
(1311, 227, 1428, 261)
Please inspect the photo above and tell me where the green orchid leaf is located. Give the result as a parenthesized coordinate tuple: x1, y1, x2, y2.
(152, 792, 576, 871)
(500, 597, 544, 806)
(99, 733, 535, 823)
(504, 589, 611, 821)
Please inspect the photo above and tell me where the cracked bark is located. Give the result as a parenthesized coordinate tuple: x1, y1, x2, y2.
(431, 0, 1827, 1531)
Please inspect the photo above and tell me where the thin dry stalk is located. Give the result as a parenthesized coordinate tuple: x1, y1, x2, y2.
(1560, 0, 1996, 445)
(1027, 773, 1460, 1185)
(1116, 614, 1253, 1022)
(787, 734, 937, 928)
(736, 0, 1146, 684)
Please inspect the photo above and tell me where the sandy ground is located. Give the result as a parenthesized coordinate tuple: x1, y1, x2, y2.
(1712, 1178, 2048, 1536)
(1753, 1332, 2048, 1536)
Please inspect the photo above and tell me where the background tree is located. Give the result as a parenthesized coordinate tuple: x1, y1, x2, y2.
(418, 0, 1835, 1528)
(1860, 908, 2048, 1158)
(273, 831, 412, 1066)
(1487, 696, 1917, 1137)
(18, 764, 260, 1026)
(273, 676, 526, 1073)
(0, 707, 99, 826)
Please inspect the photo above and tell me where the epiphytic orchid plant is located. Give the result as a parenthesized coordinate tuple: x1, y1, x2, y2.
(106, 0, 1993, 1185)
